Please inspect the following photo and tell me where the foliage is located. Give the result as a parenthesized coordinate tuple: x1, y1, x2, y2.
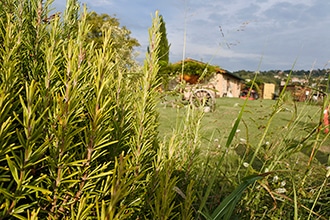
(158, 15, 170, 68)
(200, 174, 270, 220)
(171, 59, 218, 78)
(0, 1, 166, 219)
(86, 11, 140, 68)
(148, 14, 171, 89)
(1, 0, 329, 219)
(235, 69, 330, 93)
(159, 95, 330, 219)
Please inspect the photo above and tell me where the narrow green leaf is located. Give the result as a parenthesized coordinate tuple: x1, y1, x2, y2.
(0, 187, 15, 199)
(209, 173, 270, 220)
(12, 203, 34, 215)
(23, 185, 52, 195)
(292, 178, 298, 220)
(198, 210, 212, 220)
(6, 154, 19, 185)
(11, 213, 27, 220)
(87, 170, 113, 180)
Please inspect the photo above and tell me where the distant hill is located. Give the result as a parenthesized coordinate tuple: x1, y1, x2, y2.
(233, 69, 329, 92)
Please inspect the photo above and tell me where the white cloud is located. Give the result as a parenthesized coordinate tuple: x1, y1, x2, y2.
(52, 0, 330, 70)
(84, 0, 113, 7)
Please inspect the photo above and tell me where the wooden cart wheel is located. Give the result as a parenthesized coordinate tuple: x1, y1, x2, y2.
(189, 89, 215, 111)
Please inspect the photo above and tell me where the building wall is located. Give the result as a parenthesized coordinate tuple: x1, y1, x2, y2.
(263, 83, 275, 99)
(211, 74, 241, 98)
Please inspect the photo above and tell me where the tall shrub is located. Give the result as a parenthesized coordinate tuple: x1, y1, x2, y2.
(0, 1, 164, 219)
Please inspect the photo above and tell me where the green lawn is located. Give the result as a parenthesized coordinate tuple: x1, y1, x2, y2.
(158, 97, 330, 165)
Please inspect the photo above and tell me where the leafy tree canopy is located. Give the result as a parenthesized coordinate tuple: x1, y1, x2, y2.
(86, 11, 140, 68)
(170, 59, 218, 77)
(86, 11, 139, 49)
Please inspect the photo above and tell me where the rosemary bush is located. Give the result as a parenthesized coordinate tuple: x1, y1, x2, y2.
(0, 0, 172, 219)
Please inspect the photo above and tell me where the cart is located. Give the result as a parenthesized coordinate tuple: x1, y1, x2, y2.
(183, 86, 216, 112)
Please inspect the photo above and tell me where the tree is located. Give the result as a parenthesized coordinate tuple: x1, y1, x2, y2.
(158, 15, 170, 68)
(86, 11, 140, 68)
(171, 59, 217, 78)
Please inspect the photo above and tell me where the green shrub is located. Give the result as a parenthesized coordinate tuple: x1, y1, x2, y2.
(0, 1, 169, 219)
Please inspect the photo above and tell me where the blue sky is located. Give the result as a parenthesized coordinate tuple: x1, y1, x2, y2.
(52, 0, 330, 71)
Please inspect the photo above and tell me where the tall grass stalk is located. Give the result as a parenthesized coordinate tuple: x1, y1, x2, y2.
(307, 168, 329, 220)
(196, 59, 266, 217)
(248, 59, 298, 172)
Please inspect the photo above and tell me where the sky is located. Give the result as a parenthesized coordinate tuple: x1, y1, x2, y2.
(52, 0, 330, 72)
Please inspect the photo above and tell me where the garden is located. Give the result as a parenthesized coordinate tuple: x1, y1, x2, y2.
(158, 96, 330, 219)
(0, 0, 329, 219)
